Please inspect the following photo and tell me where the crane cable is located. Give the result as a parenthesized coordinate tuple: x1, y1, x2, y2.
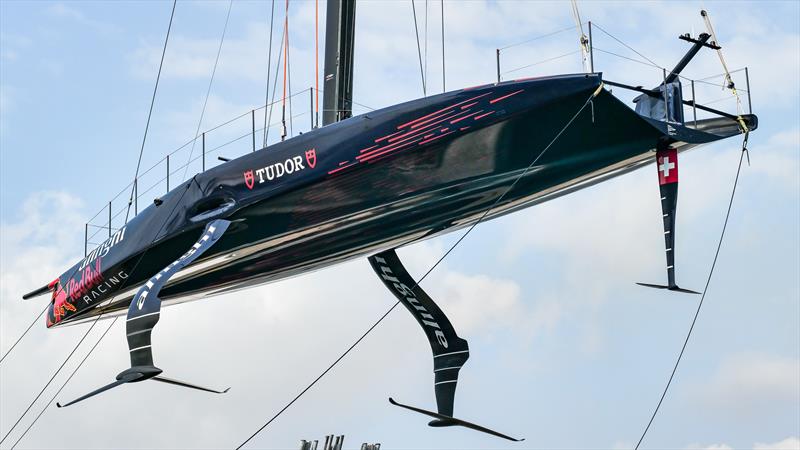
(10, 318, 119, 449)
(180, 0, 234, 182)
(236, 84, 605, 449)
(0, 304, 48, 365)
(0, 314, 105, 446)
(2, 179, 195, 448)
(1, 2, 178, 441)
(635, 134, 749, 449)
(125, 0, 177, 224)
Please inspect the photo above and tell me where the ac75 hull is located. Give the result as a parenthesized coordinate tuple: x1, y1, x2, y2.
(46, 73, 754, 327)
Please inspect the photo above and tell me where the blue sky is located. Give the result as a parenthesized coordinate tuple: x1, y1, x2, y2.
(1, 1, 798, 449)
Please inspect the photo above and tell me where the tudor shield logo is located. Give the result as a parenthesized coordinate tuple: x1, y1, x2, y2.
(244, 170, 255, 190)
(305, 149, 317, 169)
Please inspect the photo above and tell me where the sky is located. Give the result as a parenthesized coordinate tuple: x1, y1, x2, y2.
(0, 1, 798, 449)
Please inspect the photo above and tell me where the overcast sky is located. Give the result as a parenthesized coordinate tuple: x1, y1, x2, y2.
(1, 1, 798, 449)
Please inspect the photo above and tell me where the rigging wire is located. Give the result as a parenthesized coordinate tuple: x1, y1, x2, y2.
(0, 315, 105, 446)
(498, 23, 579, 51)
(2, 156, 195, 446)
(181, 0, 234, 182)
(235, 84, 604, 449)
(570, 0, 590, 73)
(591, 22, 662, 70)
(262, 0, 276, 148)
(424, 0, 428, 94)
(283, 31, 290, 138)
(124, 0, 177, 224)
(264, 17, 286, 147)
(0, 1, 182, 441)
(10, 318, 119, 449)
(440, 0, 445, 93)
(0, 304, 48, 365)
(635, 136, 749, 449)
(315, 0, 320, 128)
(411, 0, 427, 95)
(501, 50, 582, 76)
(281, 0, 289, 141)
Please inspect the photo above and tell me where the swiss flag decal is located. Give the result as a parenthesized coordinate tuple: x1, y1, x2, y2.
(656, 147, 679, 185)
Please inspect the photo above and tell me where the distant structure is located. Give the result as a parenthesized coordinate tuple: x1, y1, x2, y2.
(298, 434, 380, 450)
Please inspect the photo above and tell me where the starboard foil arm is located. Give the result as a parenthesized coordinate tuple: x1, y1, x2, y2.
(58, 219, 232, 408)
(368, 249, 522, 441)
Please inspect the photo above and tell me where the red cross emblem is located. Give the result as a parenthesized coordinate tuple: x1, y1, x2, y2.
(656, 148, 678, 185)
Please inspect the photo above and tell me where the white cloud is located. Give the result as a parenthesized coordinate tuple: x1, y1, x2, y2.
(46, 3, 119, 34)
(686, 444, 734, 450)
(697, 353, 800, 418)
(754, 437, 800, 450)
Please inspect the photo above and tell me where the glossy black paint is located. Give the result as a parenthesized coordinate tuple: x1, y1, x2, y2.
(44, 73, 755, 327)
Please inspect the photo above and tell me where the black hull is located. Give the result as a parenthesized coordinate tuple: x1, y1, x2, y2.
(47, 73, 753, 327)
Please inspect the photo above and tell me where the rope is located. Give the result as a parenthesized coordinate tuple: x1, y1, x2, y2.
(235, 84, 604, 449)
(0, 304, 48, 365)
(635, 137, 748, 449)
(124, 0, 176, 224)
(180, 0, 233, 182)
(262, 0, 276, 147)
(0, 315, 104, 446)
(10, 318, 118, 449)
(411, 0, 426, 96)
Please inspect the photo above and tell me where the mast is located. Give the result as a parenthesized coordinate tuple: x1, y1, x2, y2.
(322, 0, 356, 125)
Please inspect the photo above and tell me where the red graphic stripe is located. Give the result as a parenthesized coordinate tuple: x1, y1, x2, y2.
(389, 117, 453, 143)
(359, 144, 378, 154)
(474, 111, 495, 120)
(460, 101, 478, 110)
(489, 89, 524, 104)
(358, 131, 429, 160)
(459, 126, 470, 131)
(450, 110, 483, 124)
(395, 92, 492, 129)
(418, 130, 456, 145)
(328, 161, 358, 175)
(338, 160, 350, 166)
(374, 129, 406, 143)
(360, 138, 423, 163)
(409, 109, 456, 130)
